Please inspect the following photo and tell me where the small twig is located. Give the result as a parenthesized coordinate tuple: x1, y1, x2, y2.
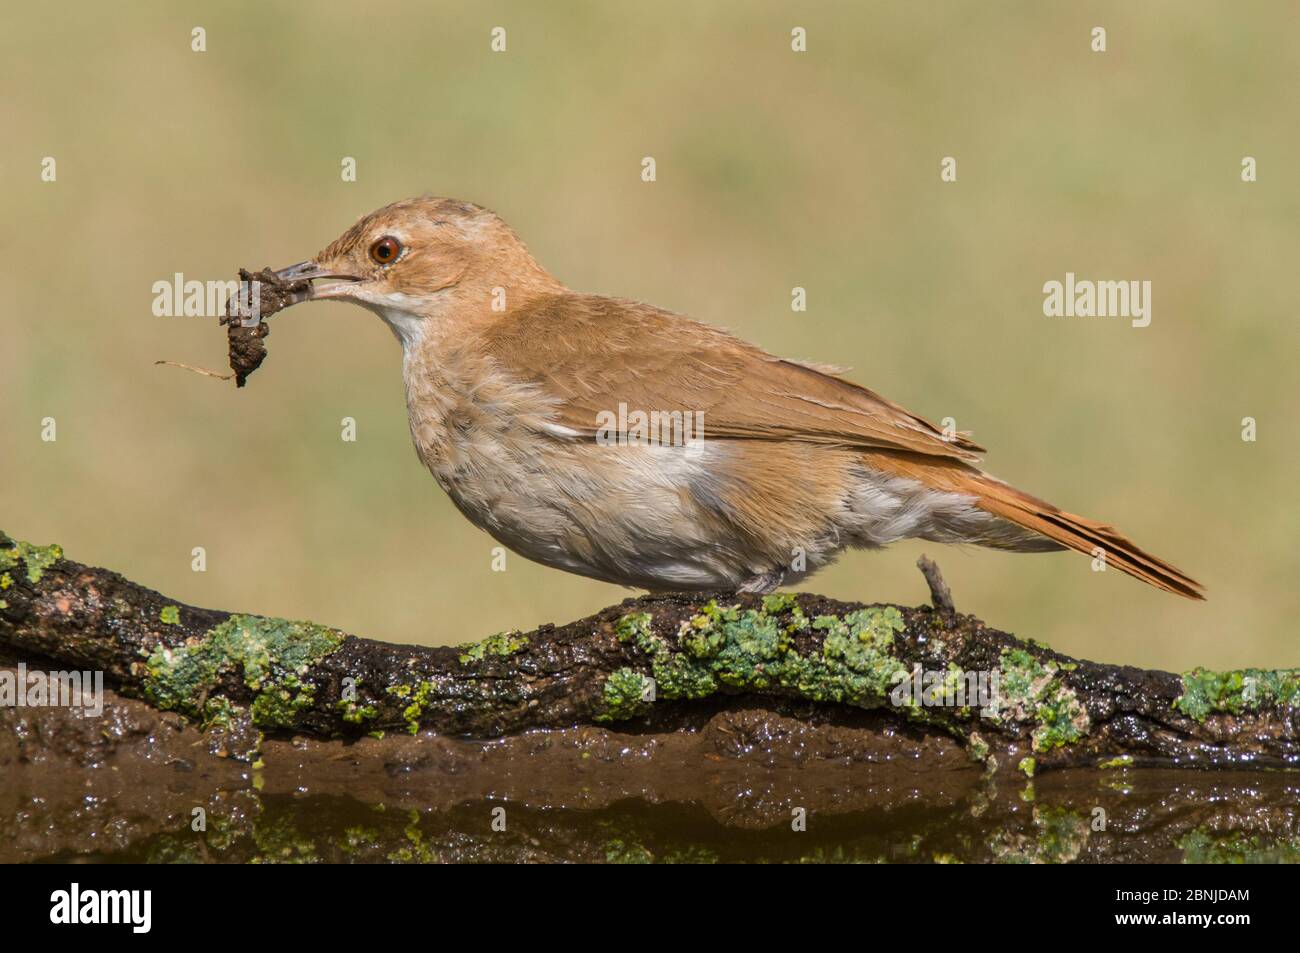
(916, 554, 955, 614)
(155, 360, 233, 381)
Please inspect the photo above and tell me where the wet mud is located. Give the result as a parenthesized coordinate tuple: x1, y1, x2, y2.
(220, 267, 309, 386)
(4, 669, 1297, 864)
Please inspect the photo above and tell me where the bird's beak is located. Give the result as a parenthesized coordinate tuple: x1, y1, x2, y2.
(272, 261, 363, 305)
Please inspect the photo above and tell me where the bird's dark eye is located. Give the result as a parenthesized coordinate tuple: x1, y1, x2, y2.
(369, 236, 401, 265)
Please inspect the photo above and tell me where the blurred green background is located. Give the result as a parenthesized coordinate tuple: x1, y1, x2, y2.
(2, 1, 1296, 671)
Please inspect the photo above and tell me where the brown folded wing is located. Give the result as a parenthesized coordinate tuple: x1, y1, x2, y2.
(478, 293, 984, 462)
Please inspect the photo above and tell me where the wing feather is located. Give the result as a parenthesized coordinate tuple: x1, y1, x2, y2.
(476, 293, 984, 462)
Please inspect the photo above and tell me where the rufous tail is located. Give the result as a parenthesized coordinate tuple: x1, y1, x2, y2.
(973, 478, 1206, 600)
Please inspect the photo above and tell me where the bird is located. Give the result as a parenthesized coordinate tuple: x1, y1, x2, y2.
(267, 196, 1204, 600)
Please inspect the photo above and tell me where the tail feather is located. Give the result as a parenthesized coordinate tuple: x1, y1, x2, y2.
(974, 479, 1206, 600)
(858, 450, 1206, 600)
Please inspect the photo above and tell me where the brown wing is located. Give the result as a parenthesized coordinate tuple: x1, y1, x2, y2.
(477, 293, 984, 461)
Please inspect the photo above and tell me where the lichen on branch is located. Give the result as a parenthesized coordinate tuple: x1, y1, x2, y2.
(2, 527, 1298, 773)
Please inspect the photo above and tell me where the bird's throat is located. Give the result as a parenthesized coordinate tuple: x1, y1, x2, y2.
(375, 304, 427, 352)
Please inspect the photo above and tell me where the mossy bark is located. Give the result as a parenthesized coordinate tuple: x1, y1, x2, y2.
(2, 529, 1297, 773)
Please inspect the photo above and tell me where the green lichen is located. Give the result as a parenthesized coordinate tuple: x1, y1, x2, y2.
(200, 695, 238, 730)
(250, 815, 319, 864)
(760, 592, 800, 614)
(387, 821, 440, 864)
(595, 668, 656, 723)
(1178, 829, 1300, 864)
(600, 601, 907, 723)
(0, 536, 64, 584)
(996, 647, 1090, 752)
(989, 806, 1088, 864)
(335, 678, 378, 725)
(1173, 667, 1300, 722)
(139, 613, 345, 729)
(457, 630, 529, 664)
(159, 605, 181, 625)
(339, 825, 383, 857)
(1018, 756, 1037, 778)
(604, 838, 655, 864)
(614, 611, 655, 648)
(0, 572, 11, 590)
(386, 681, 434, 734)
(1098, 755, 1134, 769)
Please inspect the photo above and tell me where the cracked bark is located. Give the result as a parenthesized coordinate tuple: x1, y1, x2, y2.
(1, 528, 1295, 773)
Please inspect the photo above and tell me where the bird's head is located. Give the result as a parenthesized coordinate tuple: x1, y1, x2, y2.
(273, 196, 560, 347)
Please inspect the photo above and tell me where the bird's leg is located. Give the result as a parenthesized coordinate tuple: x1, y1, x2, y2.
(737, 569, 786, 594)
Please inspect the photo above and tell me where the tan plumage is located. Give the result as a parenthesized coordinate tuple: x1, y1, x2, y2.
(272, 196, 1205, 600)
(861, 452, 1205, 600)
(478, 293, 985, 460)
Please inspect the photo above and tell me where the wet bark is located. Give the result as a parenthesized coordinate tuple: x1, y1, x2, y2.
(1, 528, 1296, 773)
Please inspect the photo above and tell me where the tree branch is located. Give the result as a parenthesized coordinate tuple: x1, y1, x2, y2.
(2, 528, 1296, 774)
(916, 554, 955, 614)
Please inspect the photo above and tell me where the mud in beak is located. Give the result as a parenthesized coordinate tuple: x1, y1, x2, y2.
(272, 261, 362, 305)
